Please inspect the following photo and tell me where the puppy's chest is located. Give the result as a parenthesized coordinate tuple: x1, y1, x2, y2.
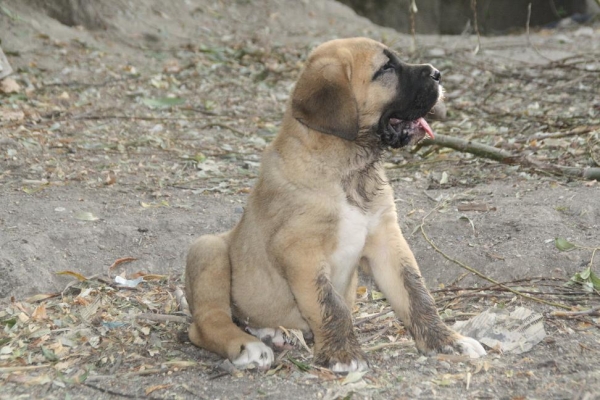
(329, 201, 382, 292)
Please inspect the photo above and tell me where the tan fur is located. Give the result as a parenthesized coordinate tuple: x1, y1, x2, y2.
(185, 37, 485, 371)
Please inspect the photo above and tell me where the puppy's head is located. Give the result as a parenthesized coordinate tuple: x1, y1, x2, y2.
(292, 38, 441, 148)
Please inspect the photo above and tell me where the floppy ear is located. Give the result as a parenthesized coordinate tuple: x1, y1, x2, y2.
(291, 58, 359, 141)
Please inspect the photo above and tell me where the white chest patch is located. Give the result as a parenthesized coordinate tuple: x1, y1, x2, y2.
(329, 201, 382, 294)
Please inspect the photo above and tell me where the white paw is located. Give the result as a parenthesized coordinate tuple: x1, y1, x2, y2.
(456, 336, 487, 358)
(232, 342, 274, 370)
(245, 327, 287, 348)
(330, 359, 369, 373)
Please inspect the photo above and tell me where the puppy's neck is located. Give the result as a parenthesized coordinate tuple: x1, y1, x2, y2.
(272, 114, 387, 210)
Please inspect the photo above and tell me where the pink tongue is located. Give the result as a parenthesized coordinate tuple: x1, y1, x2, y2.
(417, 117, 435, 139)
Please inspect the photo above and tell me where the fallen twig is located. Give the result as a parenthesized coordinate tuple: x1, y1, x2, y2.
(364, 341, 412, 353)
(198, 122, 247, 138)
(83, 382, 151, 399)
(0, 365, 52, 373)
(359, 325, 390, 344)
(431, 277, 548, 293)
(422, 133, 512, 161)
(354, 310, 393, 327)
(421, 133, 600, 180)
(134, 313, 188, 323)
(514, 126, 599, 143)
(550, 306, 600, 318)
(419, 202, 571, 310)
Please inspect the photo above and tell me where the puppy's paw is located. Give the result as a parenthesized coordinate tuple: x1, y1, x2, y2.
(330, 358, 369, 373)
(441, 335, 486, 359)
(316, 349, 369, 373)
(232, 341, 274, 370)
(245, 327, 290, 349)
(453, 335, 487, 358)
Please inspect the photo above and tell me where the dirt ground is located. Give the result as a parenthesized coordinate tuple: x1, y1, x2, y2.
(1, 1, 599, 399)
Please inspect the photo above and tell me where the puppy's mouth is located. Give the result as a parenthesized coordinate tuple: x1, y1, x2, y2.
(380, 115, 435, 149)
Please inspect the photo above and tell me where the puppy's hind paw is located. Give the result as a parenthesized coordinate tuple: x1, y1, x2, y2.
(245, 327, 290, 349)
(232, 341, 274, 370)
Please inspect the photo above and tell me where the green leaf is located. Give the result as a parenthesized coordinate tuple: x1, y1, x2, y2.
(568, 266, 600, 291)
(1, 317, 17, 328)
(41, 346, 58, 362)
(590, 269, 600, 290)
(579, 267, 591, 280)
(555, 237, 576, 252)
(287, 356, 311, 372)
(192, 153, 206, 163)
(142, 97, 185, 108)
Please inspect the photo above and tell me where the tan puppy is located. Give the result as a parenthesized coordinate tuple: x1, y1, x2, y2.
(185, 37, 486, 372)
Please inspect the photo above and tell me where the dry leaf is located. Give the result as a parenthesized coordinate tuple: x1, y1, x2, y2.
(356, 286, 367, 300)
(31, 304, 48, 320)
(88, 336, 101, 349)
(457, 203, 497, 212)
(105, 170, 117, 185)
(140, 200, 170, 208)
(130, 272, 166, 280)
(18, 312, 30, 322)
(54, 360, 73, 371)
(146, 384, 172, 395)
(7, 374, 52, 386)
(163, 360, 197, 368)
(372, 290, 386, 300)
(25, 293, 60, 303)
(0, 109, 25, 121)
(56, 270, 88, 281)
(74, 211, 100, 221)
(108, 257, 137, 271)
(48, 342, 68, 357)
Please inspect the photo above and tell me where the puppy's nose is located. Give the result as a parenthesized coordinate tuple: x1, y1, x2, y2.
(430, 68, 441, 82)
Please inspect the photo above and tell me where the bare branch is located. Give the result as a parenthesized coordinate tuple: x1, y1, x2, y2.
(421, 134, 600, 181)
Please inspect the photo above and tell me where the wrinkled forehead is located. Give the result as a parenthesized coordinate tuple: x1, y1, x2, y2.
(310, 38, 390, 72)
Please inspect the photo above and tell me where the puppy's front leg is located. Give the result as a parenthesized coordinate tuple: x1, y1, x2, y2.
(278, 243, 368, 372)
(363, 213, 486, 358)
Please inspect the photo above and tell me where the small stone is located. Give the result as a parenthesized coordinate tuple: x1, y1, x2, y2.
(416, 355, 428, 364)
(0, 77, 20, 94)
(410, 386, 422, 397)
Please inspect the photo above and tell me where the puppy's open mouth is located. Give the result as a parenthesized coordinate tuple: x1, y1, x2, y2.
(380, 116, 435, 148)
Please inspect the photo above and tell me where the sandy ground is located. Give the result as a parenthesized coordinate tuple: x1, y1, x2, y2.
(1, 1, 599, 399)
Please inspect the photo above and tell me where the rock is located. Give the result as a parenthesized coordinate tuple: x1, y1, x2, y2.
(0, 77, 21, 94)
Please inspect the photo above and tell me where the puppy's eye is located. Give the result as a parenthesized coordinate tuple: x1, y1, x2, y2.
(373, 59, 397, 80)
(381, 60, 395, 72)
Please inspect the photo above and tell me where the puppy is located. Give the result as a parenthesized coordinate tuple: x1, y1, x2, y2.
(185, 37, 486, 372)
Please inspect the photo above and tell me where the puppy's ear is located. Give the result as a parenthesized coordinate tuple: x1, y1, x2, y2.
(291, 57, 358, 141)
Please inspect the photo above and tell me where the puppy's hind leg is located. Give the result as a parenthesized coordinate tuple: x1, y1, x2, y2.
(185, 234, 273, 370)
